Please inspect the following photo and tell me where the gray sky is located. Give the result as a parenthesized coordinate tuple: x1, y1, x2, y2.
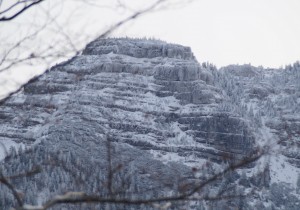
(117, 0, 300, 68)
(0, 0, 300, 98)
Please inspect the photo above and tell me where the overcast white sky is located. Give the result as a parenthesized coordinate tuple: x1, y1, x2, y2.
(120, 0, 300, 68)
(0, 0, 300, 98)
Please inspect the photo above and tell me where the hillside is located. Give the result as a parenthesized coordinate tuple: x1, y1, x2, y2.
(0, 38, 299, 209)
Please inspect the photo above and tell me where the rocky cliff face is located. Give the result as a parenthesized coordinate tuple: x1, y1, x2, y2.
(0, 38, 299, 209)
(216, 63, 300, 209)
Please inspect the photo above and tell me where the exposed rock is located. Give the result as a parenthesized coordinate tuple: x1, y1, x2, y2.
(0, 38, 299, 210)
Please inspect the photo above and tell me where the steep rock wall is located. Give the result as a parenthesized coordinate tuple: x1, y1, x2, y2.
(0, 38, 281, 209)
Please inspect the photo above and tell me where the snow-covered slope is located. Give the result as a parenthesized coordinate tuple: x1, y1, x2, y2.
(217, 63, 300, 209)
(0, 38, 299, 209)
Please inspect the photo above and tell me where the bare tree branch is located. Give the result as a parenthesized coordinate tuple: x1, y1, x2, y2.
(4, 166, 41, 180)
(0, 171, 24, 207)
(0, 22, 50, 72)
(0, 2, 265, 210)
(0, 0, 168, 75)
(0, 0, 45, 22)
(11, 148, 264, 210)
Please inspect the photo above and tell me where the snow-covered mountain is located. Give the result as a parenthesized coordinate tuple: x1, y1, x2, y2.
(0, 38, 299, 209)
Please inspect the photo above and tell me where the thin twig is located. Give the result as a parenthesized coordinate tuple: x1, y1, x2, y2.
(0, 171, 23, 207)
(15, 149, 264, 210)
(0, 0, 45, 22)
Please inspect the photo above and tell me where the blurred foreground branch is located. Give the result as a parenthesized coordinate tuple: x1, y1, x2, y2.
(1, 146, 264, 210)
(0, 0, 45, 22)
